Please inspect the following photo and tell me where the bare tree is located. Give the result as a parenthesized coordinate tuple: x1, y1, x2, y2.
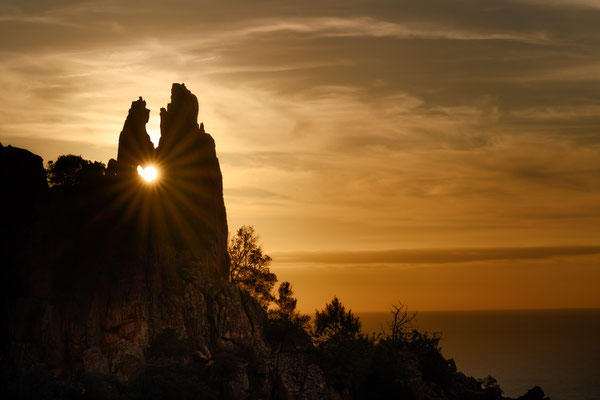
(386, 303, 416, 346)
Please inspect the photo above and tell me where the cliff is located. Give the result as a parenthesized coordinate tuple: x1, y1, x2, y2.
(110, 84, 229, 278)
(0, 84, 547, 400)
(1, 84, 328, 399)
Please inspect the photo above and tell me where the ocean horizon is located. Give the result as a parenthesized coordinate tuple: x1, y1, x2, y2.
(358, 308, 600, 400)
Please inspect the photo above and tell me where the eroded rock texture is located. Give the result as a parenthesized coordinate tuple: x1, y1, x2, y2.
(109, 83, 229, 278)
(0, 143, 48, 363)
(116, 97, 154, 169)
(0, 85, 543, 400)
(155, 83, 229, 278)
(1, 85, 328, 399)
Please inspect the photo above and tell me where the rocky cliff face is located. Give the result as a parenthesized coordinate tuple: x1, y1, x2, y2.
(111, 83, 229, 278)
(116, 96, 155, 169)
(0, 143, 48, 363)
(0, 85, 547, 400)
(1, 84, 328, 399)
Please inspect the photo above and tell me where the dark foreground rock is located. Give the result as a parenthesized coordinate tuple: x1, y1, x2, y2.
(1, 84, 328, 399)
(0, 84, 548, 400)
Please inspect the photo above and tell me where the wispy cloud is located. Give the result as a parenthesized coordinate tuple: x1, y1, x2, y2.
(234, 17, 551, 44)
(1, 0, 599, 259)
(518, 0, 600, 10)
(274, 246, 600, 265)
(0, 3, 85, 28)
(1, 0, 599, 310)
(0, 14, 81, 27)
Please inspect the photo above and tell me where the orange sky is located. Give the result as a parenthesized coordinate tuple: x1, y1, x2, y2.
(0, 0, 599, 311)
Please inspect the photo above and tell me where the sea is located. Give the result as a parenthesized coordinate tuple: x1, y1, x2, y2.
(358, 309, 600, 400)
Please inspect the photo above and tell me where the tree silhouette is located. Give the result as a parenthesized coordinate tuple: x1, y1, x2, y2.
(313, 296, 361, 341)
(47, 154, 105, 188)
(312, 297, 373, 394)
(228, 225, 276, 309)
(479, 375, 503, 396)
(385, 303, 416, 349)
(269, 281, 310, 328)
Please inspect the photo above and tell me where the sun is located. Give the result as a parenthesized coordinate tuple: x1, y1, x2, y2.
(137, 165, 158, 182)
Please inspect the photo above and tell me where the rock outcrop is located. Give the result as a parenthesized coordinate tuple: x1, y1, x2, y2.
(0, 143, 47, 252)
(116, 97, 154, 170)
(0, 143, 48, 366)
(109, 83, 229, 278)
(1, 84, 328, 399)
(0, 85, 548, 400)
(154, 83, 229, 278)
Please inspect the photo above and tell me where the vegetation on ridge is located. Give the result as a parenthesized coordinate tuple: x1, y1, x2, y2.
(0, 152, 540, 399)
(226, 224, 514, 399)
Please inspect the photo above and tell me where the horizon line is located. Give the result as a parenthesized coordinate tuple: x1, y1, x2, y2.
(352, 306, 600, 314)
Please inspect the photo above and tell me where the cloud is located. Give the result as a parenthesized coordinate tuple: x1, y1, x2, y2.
(0, 3, 83, 27)
(0, 13, 80, 27)
(236, 17, 551, 44)
(224, 186, 290, 200)
(518, 0, 600, 10)
(0, 135, 116, 164)
(0, 0, 599, 256)
(273, 246, 600, 265)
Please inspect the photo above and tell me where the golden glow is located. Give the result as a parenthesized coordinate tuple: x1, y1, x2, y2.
(3, 1, 600, 312)
(137, 165, 158, 182)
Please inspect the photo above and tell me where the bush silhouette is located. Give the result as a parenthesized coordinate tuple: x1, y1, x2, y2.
(313, 296, 361, 342)
(228, 225, 276, 309)
(312, 297, 374, 394)
(47, 154, 105, 188)
(269, 281, 310, 328)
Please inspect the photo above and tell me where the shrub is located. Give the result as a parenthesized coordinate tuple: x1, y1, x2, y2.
(47, 155, 105, 188)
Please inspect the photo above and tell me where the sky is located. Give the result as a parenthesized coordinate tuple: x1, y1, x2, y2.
(1, 0, 599, 312)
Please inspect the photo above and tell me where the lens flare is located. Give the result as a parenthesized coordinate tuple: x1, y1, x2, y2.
(137, 165, 158, 182)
